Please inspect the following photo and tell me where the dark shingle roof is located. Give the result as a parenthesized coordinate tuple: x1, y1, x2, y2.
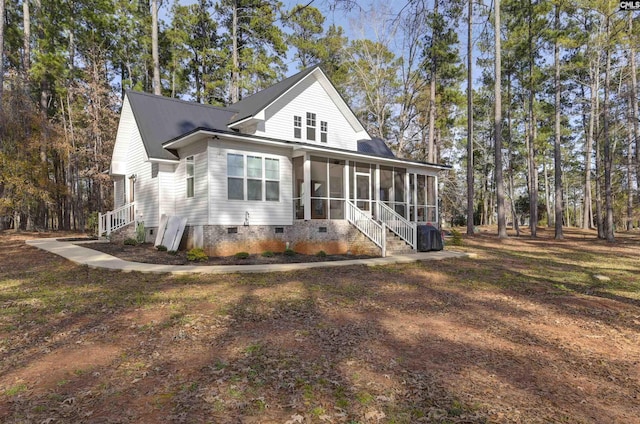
(126, 90, 236, 161)
(228, 65, 320, 125)
(357, 138, 395, 158)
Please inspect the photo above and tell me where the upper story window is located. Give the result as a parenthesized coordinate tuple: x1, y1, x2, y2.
(294, 116, 302, 139)
(306, 112, 316, 141)
(186, 156, 195, 198)
(320, 121, 328, 143)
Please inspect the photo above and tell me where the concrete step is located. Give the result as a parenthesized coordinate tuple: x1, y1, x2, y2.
(385, 232, 415, 256)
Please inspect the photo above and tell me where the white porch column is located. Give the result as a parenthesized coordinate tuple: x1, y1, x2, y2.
(303, 153, 311, 220)
(344, 160, 350, 206)
(404, 171, 410, 219)
(435, 173, 440, 228)
(412, 173, 418, 222)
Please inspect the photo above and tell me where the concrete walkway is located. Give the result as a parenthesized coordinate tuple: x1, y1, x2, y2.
(26, 238, 470, 275)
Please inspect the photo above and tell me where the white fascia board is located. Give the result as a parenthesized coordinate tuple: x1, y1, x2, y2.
(292, 144, 450, 171)
(163, 129, 450, 171)
(148, 158, 179, 164)
(163, 130, 294, 152)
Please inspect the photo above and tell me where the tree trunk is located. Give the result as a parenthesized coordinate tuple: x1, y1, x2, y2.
(603, 15, 614, 242)
(629, 14, 639, 229)
(466, 0, 474, 235)
(23, 0, 30, 76)
(494, 0, 507, 238)
(554, 3, 563, 239)
(582, 66, 596, 229)
(152, 0, 161, 95)
(544, 158, 552, 226)
(507, 72, 520, 236)
(427, 0, 439, 164)
(527, 0, 538, 237)
(0, 0, 5, 110)
(231, 0, 239, 103)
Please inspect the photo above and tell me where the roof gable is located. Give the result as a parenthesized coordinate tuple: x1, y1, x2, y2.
(228, 65, 368, 136)
(126, 90, 236, 161)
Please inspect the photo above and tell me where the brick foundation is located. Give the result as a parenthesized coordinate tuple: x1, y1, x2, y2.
(196, 220, 380, 257)
(109, 220, 381, 257)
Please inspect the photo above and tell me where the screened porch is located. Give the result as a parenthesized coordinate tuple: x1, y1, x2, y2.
(292, 155, 439, 226)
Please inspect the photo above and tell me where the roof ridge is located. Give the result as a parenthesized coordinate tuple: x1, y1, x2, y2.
(125, 90, 237, 113)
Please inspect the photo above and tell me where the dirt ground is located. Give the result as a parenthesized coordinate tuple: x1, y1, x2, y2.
(0, 227, 639, 423)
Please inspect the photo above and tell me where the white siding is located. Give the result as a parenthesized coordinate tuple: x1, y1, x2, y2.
(258, 77, 361, 151)
(208, 139, 293, 226)
(111, 96, 135, 176)
(158, 163, 176, 218)
(174, 141, 209, 225)
(128, 132, 159, 227)
(110, 94, 161, 226)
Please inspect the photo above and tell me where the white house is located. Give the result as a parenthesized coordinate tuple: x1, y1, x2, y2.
(102, 65, 449, 256)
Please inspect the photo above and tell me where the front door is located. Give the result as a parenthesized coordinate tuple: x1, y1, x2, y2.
(355, 173, 371, 213)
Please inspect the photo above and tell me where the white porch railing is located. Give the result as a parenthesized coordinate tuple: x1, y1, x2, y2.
(346, 200, 386, 257)
(98, 202, 135, 237)
(376, 201, 417, 250)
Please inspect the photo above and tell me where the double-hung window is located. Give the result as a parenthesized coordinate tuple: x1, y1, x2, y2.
(265, 158, 280, 201)
(227, 153, 244, 200)
(247, 156, 262, 200)
(227, 153, 280, 202)
(186, 156, 195, 198)
(294, 116, 302, 139)
(306, 112, 316, 141)
(320, 121, 328, 143)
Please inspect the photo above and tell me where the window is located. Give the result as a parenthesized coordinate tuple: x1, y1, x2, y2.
(306, 112, 316, 140)
(186, 156, 195, 198)
(227, 153, 244, 200)
(294, 116, 302, 139)
(227, 153, 280, 202)
(247, 156, 262, 200)
(320, 121, 328, 143)
(265, 158, 280, 201)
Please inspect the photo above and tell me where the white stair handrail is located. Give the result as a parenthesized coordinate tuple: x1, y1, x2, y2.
(376, 201, 417, 250)
(346, 200, 386, 257)
(98, 202, 135, 237)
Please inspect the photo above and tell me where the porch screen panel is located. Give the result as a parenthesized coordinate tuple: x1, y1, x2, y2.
(393, 168, 406, 217)
(379, 166, 393, 203)
(329, 160, 345, 219)
(417, 174, 427, 221)
(310, 157, 327, 218)
(293, 157, 304, 219)
(427, 175, 437, 223)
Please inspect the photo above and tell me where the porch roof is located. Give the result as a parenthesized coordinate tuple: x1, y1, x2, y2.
(162, 128, 452, 171)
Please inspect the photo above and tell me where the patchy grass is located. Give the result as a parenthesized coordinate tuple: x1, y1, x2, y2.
(0, 228, 639, 423)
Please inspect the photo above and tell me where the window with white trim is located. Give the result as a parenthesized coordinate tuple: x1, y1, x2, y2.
(306, 112, 316, 141)
(265, 158, 280, 201)
(294, 115, 302, 138)
(227, 153, 244, 200)
(227, 153, 280, 202)
(186, 156, 195, 198)
(247, 155, 262, 200)
(320, 121, 328, 143)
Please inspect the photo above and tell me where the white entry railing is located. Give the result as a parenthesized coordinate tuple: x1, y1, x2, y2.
(346, 200, 386, 257)
(98, 202, 135, 237)
(376, 201, 417, 250)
